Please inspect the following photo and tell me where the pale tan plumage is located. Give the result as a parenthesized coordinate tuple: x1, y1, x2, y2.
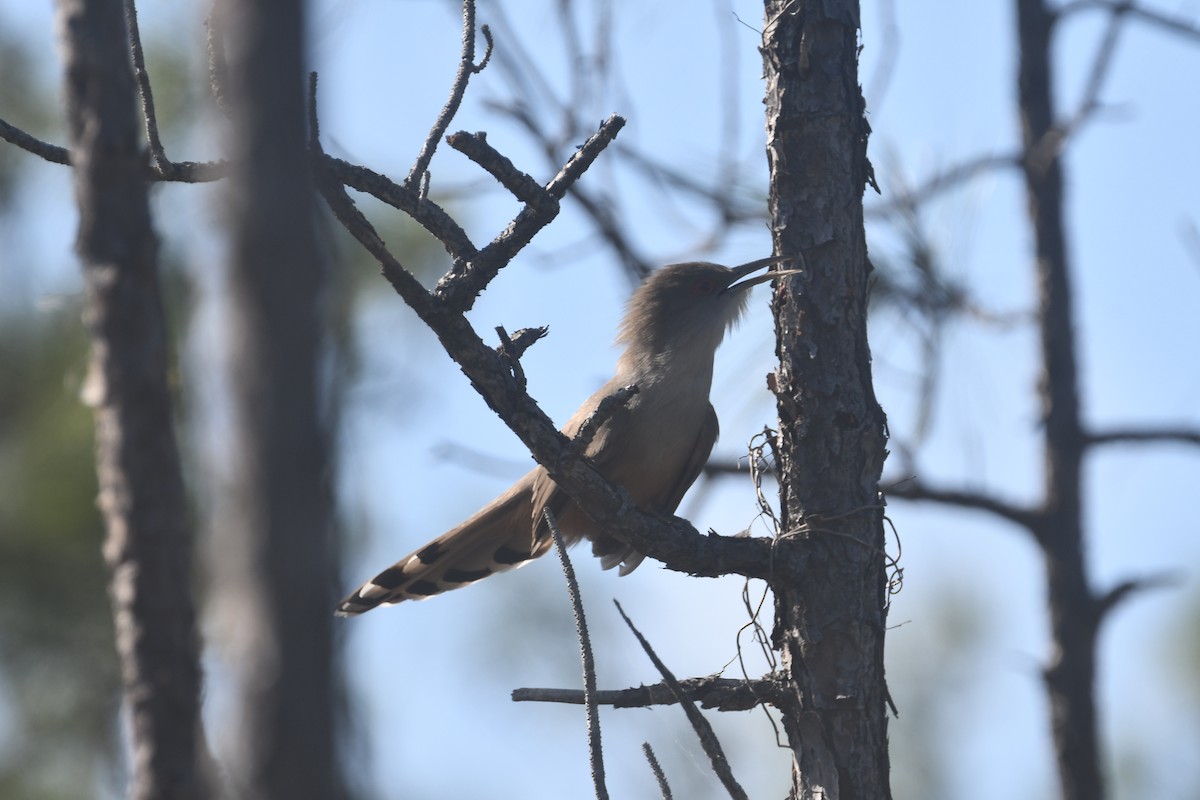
(336, 257, 795, 616)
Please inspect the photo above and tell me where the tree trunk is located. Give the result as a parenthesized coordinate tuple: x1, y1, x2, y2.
(1015, 2, 1101, 798)
(55, 0, 205, 797)
(762, 2, 892, 798)
(212, 0, 340, 797)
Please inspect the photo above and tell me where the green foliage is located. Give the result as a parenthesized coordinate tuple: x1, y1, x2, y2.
(0, 307, 119, 799)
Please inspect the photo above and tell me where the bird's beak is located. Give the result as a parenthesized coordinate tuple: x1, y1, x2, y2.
(723, 255, 804, 293)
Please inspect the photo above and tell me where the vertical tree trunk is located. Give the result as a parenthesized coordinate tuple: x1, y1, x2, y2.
(1015, 2, 1101, 798)
(213, 0, 340, 797)
(55, 0, 205, 798)
(761, 2, 892, 798)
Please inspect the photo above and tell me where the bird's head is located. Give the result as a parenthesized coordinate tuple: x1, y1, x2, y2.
(616, 256, 799, 370)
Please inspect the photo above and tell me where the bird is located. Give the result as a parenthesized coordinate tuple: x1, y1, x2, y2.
(336, 256, 797, 616)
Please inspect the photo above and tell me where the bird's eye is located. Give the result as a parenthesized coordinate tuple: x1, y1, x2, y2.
(692, 278, 718, 296)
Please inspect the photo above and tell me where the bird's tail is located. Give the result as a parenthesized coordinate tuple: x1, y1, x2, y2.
(336, 470, 551, 616)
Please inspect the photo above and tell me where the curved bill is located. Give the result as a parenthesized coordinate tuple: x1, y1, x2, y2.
(722, 254, 805, 293)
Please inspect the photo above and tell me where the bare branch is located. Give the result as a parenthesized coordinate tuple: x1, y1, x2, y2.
(1094, 573, 1181, 624)
(149, 158, 227, 182)
(406, 1, 490, 188)
(446, 131, 555, 209)
(547, 511, 608, 800)
(642, 743, 672, 800)
(480, 0, 763, 281)
(867, 10, 1132, 223)
(311, 147, 438, 320)
(124, 0, 227, 182)
(308, 65, 475, 258)
(544, 114, 627, 200)
(704, 460, 750, 478)
(433, 113, 628, 312)
(0, 117, 71, 165)
(318, 153, 477, 261)
(495, 102, 652, 282)
(885, 478, 1041, 532)
(1058, 0, 1200, 42)
(1085, 427, 1200, 449)
(512, 676, 779, 712)
(614, 601, 749, 800)
(124, 0, 167, 170)
(1, 113, 225, 182)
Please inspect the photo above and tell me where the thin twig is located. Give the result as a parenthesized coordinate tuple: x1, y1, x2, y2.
(5, 0, 227, 182)
(0, 115, 226, 181)
(642, 742, 672, 800)
(0, 118, 70, 165)
(309, 75, 439, 319)
(406, 0, 490, 188)
(122, 3, 229, 182)
(319, 153, 477, 262)
(124, 0, 168, 171)
(307, 73, 321, 143)
(546, 510, 608, 800)
(543, 114, 626, 200)
(614, 601, 749, 800)
(1073, 8, 1123, 121)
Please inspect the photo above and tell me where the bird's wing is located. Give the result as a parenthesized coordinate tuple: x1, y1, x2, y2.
(585, 401, 719, 574)
(336, 469, 551, 615)
(531, 387, 720, 574)
(527, 380, 628, 545)
(648, 401, 719, 513)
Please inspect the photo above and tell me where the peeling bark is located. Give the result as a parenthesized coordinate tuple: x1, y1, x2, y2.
(762, 2, 892, 797)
